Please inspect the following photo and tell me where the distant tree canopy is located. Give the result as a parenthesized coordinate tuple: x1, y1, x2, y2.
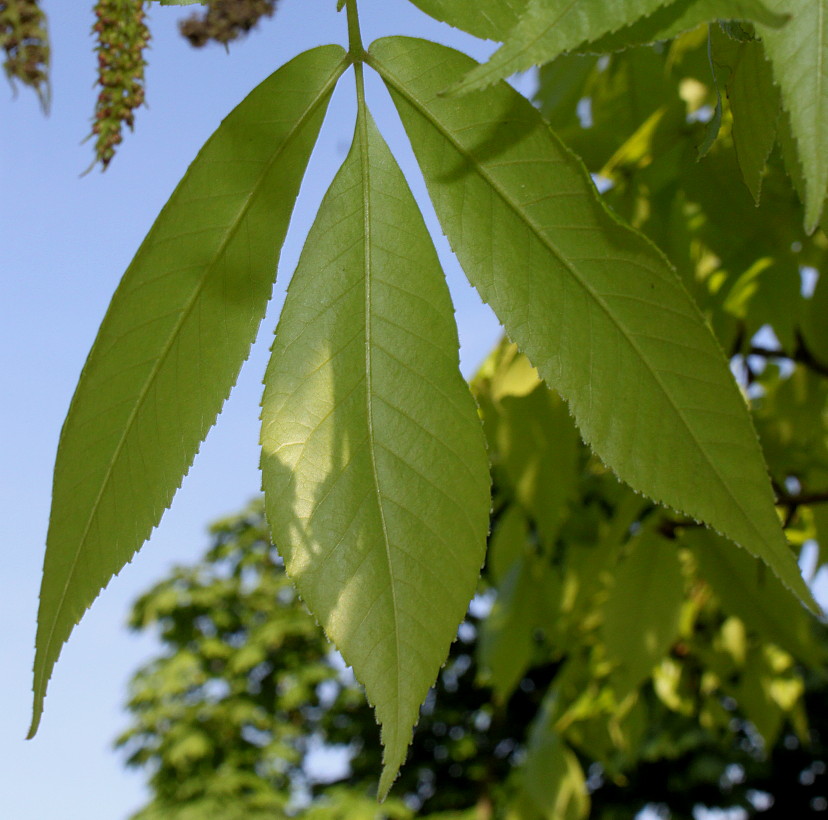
(118, 341, 828, 820)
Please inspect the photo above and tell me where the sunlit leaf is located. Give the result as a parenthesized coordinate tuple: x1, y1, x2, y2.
(29, 45, 347, 737)
(722, 39, 780, 203)
(405, 0, 527, 41)
(260, 106, 490, 798)
(370, 36, 815, 609)
(686, 528, 823, 666)
(601, 530, 685, 696)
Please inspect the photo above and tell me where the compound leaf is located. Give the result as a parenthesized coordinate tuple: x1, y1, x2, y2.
(29, 45, 347, 737)
(370, 36, 815, 609)
(260, 106, 490, 798)
(601, 531, 685, 697)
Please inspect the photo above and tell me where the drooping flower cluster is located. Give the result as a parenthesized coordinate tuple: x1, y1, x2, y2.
(89, 0, 150, 170)
(180, 0, 277, 48)
(0, 0, 49, 106)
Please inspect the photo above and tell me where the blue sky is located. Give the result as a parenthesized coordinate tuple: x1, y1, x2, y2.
(1, 2, 515, 816)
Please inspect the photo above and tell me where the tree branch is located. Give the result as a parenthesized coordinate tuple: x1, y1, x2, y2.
(748, 331, 828, 379)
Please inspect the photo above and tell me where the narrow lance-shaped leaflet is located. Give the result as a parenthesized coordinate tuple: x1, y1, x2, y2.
(369, 36, 816, 609)
(448, 0, 674, 94)
(449, 0, 787, 94)
(260, 106, 490, 798)
(30, 45, 347, 737)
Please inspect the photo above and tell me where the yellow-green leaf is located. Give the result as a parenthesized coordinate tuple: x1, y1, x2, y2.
(406, 0, 527, 41)
(260, 106, 490, 798)
(370, 36, 815, 610)
(29, 45, 347, 737)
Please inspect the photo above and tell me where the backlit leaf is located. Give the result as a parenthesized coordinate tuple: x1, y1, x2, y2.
(29, 45, 347, 737)
(370, 36, 815, 609)
(405, 0, 527, 41)
(601, 530, 685, 696)
(260, 106, 490, 798)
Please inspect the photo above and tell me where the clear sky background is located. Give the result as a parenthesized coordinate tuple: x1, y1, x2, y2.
(1, 2, 518, 817)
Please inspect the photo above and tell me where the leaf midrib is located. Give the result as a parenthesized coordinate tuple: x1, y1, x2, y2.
(356, 109, 404, 745)
(371, 46, 772, 553)
(35, 55, 349, 702)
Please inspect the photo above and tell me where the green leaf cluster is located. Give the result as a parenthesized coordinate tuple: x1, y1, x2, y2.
(29, 0, 828, 799)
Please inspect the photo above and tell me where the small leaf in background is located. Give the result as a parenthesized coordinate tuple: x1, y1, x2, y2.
(685, 528, 824, 666)
(88, 0, 150, 170)
(260, 107, 490, 798)
(478, 552, 555, 702)
(600, 530, 685, 698)
(448, 0, 674, 94)
(758, 0, 828, 233)
(583, 0, 788, 54)
(405, 0, 527, 41)
(371, 36, 815, 609)
(486, 504, 529, 586)
(0, 0, 49, 107)
(722, 38, 780, 203)
(29, 44, 347, 738)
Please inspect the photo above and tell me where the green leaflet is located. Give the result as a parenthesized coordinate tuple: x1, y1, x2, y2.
(369, 36, 816, 608)
(29, 45, 347, 738)
(260, 106, 490, 798)
(583, 0, 788, 54)
(478, 551, 553, 702)
(448, 0, 674, 94)
(601, 531, 685, 697)
(517, 697, 590, 820)
(405, 0, 527, 41)
(685, 528, 824, 666)
(724, 39, 781, 204)
(758, 0, 828, 233)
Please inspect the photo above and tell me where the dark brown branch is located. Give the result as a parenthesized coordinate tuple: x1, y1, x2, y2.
(748, 331, 828, 379)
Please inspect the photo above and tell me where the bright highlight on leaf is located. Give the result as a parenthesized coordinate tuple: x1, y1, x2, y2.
(370, 36, 815, 609)
(29, 45, 347, 737)
(758, 0, 828, 232)
(260, 105, 490, 798)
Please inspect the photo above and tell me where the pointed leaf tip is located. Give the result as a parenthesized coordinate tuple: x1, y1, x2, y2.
(371, 35, 815, 611)
(260, 107, 490, 797)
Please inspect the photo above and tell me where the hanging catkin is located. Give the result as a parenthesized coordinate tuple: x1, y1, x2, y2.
(88, 0, 150, 170)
